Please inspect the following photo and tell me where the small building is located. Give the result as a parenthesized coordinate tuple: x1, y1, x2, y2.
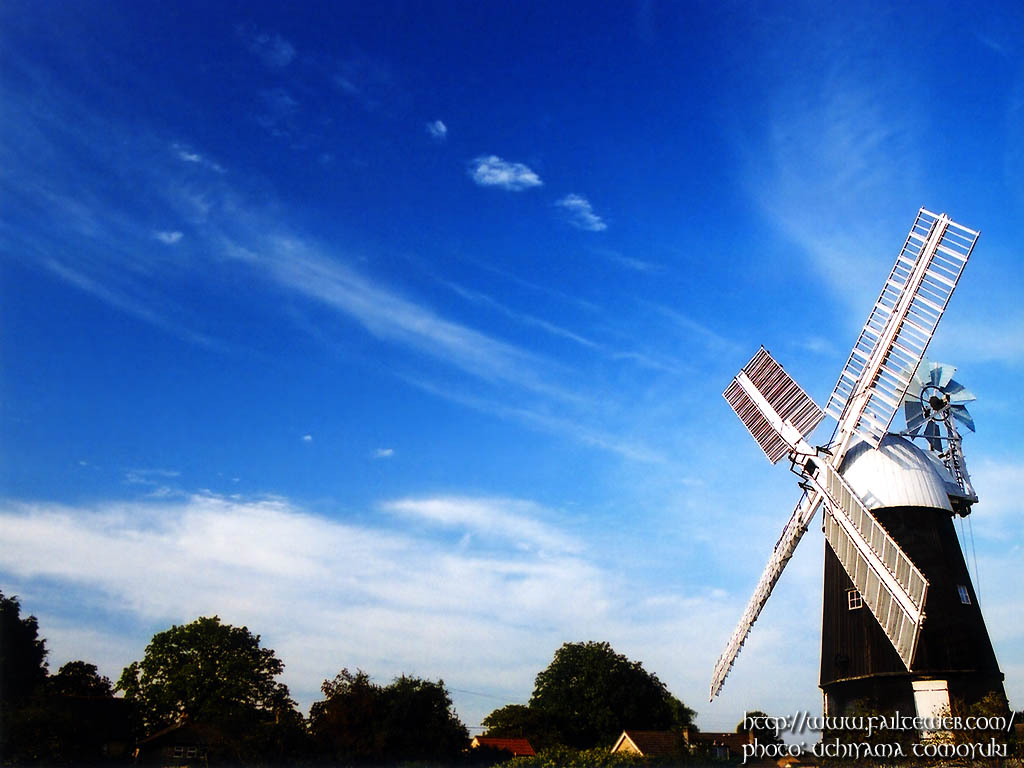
(682, 727, 755, 760)
(470, 736, 536, 757)
(134, 721, 221, 765)
(610, 730, 684, 758)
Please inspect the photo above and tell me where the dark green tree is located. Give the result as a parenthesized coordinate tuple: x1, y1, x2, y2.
(0, 592, 48, 705)
(0, 592, 50, 762)
(49, 661, 114, 698)
(481, 703, 557, 750)
(528, 641, 693, 749)
(309, 668, 468, 764)
(116, 616, 305, 762)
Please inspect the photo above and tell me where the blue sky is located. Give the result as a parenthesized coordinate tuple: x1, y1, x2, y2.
(2, 0, 1022, 734)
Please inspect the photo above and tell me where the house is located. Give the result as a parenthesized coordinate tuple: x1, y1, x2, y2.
(610, 730, 684, 758)
(470, 735, 536, 757)
(133, 721, 222, 765)
(682, 727, 756, 760)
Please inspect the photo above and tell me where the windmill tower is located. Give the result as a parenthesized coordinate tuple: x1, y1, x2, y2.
(708, 208, 1006, 721)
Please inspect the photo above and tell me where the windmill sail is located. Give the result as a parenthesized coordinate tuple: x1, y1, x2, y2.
(811, 460, 928, 668)
(709, 489, 822, 699)
(723, 347, 825, 463)
(825, 209, 978, 448)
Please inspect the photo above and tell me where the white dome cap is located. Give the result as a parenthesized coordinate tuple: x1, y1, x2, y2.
(839, 434, 956, 512)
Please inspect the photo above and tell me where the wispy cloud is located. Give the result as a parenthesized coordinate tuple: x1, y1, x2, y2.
(589, 247, 659, 273)
(240, 235, 576, 402)
(397, 375, 667, 465)
(469, 156, 543, 191)
(444, 281, 599, 350)
(172, 143, 225, 173)
(746, 69, 922, 309)
(426, 120, 447, 140)
(154, 230, 183, 244)
(302, 434, 313, 443)
(384, 496, 581, 554)
(332, 55, 397, 111)
(556, 194, 607, 231)
(41, 260, 219, 350)
(240, 26, 296, 68)
(373, 448, 394, 459)
(257, 88, 299, 133)
(646, 303, 742, 359)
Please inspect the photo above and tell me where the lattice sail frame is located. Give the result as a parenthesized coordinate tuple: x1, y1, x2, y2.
(709, 209, 977, 701)
(825, 209, 978, 448)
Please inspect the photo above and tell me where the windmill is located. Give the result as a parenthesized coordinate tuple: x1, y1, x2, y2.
(709, 208, 1005, 719)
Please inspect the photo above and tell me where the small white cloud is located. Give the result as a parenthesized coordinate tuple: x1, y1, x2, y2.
(470, 155, 542, 191)
(302, 434, 313, 443)
(243, 28, 296, 68)
(171, 144, 225, 173)
(426, 120, 447, 140)
(556, 194, 607, 232)
(374, 448, 394, 459)
(154, 231, 184, 244)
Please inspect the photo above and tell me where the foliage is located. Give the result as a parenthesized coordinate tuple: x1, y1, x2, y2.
(505, 745, 654, 768)
(481, 704, 557, 749)
(1, 592, 51, 762)
(116, 616, 305, 763)
(309, 668, 469, 764)
(116, 615, 294, 732)
(48, 661, 114, 698)
(0, 592, 49, 706)
(527, 641, 692, 749)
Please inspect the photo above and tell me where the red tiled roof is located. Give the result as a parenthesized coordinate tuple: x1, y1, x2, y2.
(471, 736, 536, 756)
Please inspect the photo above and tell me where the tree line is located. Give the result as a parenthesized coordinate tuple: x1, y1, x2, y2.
(1, 591, 700, 766)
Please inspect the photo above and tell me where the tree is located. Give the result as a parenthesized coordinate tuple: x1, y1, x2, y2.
(528, 641, 692, 749)
(309, 668, 468, 764)
(116, 616, 304, 762)
(0, 592, 48, 706)
(49, 661, 114, 698)
(481, 703, 561, 751)
(1, 592, 50, 762)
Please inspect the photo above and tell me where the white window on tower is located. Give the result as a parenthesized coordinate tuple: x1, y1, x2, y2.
(847, 589, 863, 610)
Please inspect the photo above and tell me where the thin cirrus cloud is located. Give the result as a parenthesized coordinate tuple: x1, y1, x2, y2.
(241, 234, 578, 404)
(469, 155, 543, 191)
(240, 25, 296, 68)
(154, 230, 183, 244)
(556, 194, 607, 232)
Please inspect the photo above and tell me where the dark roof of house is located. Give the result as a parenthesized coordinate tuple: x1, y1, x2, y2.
(689, 730, 754, 753)
(471, 736, 536, 756)
(616, 730, 681, 757)
(137, 720, 223, 747)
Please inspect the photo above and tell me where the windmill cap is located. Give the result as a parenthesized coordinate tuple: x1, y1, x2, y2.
(839, 434, 960, 512)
